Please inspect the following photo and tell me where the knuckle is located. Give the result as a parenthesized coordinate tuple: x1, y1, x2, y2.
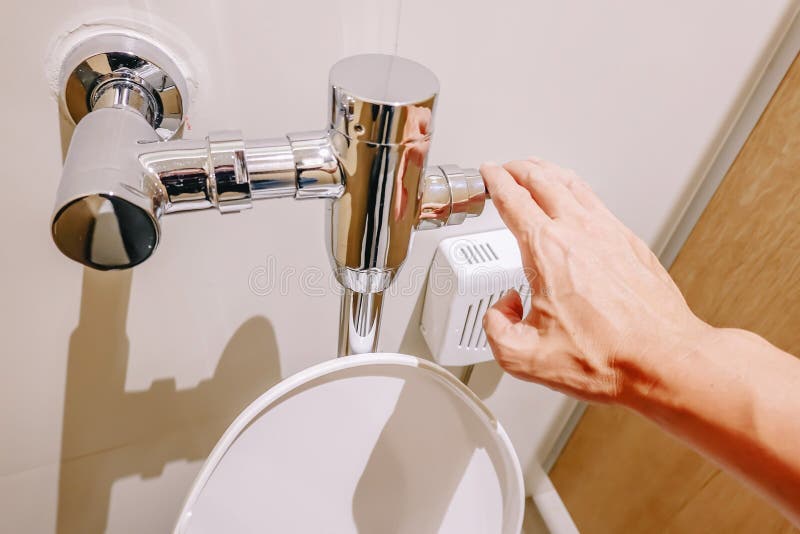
(521, 164, 540, 183)
(567, 170, 588, 188)
(491, 183, 515, 203)
(537, 159, 564, 177)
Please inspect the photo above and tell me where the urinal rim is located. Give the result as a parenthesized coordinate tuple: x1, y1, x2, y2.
(173, 352, 525, 534)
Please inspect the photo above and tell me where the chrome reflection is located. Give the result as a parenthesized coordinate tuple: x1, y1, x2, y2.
(339, 289, 384, 356)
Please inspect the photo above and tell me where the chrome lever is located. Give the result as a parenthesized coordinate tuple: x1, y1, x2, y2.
(417, 165, 488, 230)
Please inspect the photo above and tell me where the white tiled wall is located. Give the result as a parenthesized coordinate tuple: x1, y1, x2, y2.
(0, 0, 796, 531)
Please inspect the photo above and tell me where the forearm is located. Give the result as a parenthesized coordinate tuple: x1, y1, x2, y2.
(623, 326, 800, 523)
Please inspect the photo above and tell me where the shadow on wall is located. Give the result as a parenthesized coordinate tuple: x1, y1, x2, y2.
(56, 268, 282, 533)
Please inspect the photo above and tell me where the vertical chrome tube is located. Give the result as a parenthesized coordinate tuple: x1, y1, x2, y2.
(338, 289, 384, 356)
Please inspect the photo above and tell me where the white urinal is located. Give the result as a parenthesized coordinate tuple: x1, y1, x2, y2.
(174, 353, 525, 533)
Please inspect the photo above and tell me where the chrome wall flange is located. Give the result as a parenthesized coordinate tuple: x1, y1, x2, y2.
(61, 35, 187, 139)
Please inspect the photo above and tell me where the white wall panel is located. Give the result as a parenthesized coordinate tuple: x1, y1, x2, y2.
(0, 0, 795, 530)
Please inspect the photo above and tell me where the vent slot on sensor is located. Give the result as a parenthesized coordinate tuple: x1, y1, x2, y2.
(457, 285, 531, 350)
(457, 242, 500, 264)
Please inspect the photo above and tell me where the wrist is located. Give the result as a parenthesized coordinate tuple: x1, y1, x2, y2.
(615, 316, 719, 414)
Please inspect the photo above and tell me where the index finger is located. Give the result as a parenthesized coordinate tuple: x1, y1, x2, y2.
(480, 162, 550, 238)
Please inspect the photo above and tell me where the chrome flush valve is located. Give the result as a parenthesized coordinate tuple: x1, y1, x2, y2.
(51, 34, 490, 355)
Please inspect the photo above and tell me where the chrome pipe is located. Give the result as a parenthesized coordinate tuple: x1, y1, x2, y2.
(246, 138, 296, 200)
(338, 289, 384, 356)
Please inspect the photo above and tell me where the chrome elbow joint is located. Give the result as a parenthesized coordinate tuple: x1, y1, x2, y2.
(52, 106, 164, 270)
(53, 120, 344, 270)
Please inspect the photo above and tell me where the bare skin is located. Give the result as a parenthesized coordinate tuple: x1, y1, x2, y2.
(480, 158, 800, 525)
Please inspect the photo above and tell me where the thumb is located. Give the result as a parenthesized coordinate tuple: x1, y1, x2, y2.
(483, 290, 540, 377)
(485, 289, 524, 328)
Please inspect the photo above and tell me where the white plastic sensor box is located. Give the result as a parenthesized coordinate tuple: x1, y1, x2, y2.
(421, 229, 531, 366)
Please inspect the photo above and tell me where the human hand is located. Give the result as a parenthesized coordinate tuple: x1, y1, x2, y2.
(480, 158, 710, 404)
